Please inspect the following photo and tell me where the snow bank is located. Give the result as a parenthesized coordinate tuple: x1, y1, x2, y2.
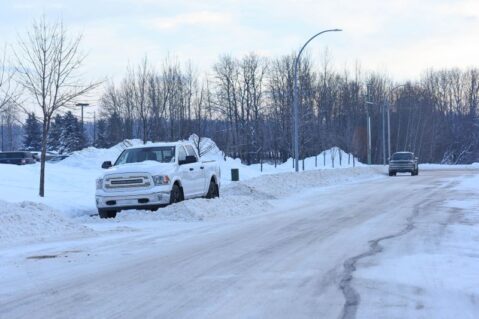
(60, 139, 143, 169)
(0, 136, 365, 217)
(76, 166, 383, 223)
(0, 200, 94, 246)
(420, 163, 479, 170)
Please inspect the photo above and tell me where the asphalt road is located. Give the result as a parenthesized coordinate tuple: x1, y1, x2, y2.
(0, 169, 475, 319)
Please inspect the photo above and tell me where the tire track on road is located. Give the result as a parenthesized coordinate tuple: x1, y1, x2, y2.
(338, 176, 458, 319)
(337, 199, 428, 319)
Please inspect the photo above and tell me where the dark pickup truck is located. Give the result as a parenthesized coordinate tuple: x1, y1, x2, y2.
(389, 152, 419, 176)
(0, 152, 36, 165)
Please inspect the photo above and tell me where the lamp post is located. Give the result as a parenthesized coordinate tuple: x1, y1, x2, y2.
(385, 84, 406, 161)
(75, 103, 90, 131)
(366, 84, 373, 165)
(293, 28, 342, 172)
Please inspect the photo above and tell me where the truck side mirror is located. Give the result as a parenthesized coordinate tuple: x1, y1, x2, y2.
(102, 161, 112, 169)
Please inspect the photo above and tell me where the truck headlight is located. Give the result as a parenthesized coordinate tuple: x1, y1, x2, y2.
(96, 178, 103, 190)
(153, 175, 170, 186)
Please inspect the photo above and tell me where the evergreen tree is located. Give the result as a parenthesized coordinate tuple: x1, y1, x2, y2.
(48, 114, 64, 152)
(61, 111, 86, 153)
(23, 113, 42, 151)
(94, 119, 109, 148)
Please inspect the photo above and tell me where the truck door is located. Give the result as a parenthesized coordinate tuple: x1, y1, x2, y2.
(177, 146, 195, 198)
(185, 145, 205, 196)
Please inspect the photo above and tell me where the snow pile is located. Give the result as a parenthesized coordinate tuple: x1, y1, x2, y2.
(252, 147, 363, 174)
(60, 139, 143, 169)
(420, 163, 479, 170)
(0, 200, 94, 246)
(189, 135, 363, 184)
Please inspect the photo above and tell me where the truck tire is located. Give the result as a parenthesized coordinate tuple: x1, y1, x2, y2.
(98, 209, 117, 219)
(170, 184, 182, 204)
(389, 172, 395, 176)
(206, 180, 219, 199)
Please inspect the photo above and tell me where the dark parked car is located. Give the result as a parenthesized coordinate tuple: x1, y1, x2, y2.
(48, 154, 70, 163)
(0, 152, 36, 165)
(31, 151, 58, 161)
(389, 152, 419, 176)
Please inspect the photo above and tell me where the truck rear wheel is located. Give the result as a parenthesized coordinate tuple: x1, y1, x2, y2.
(206, 180, 219, 199)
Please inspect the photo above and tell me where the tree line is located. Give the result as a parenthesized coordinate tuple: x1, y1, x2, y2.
(97, 54, 479, 165)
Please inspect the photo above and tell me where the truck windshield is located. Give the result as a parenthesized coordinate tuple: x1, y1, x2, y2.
(115, 147, 176, 165)
(392, 153, 413, 160)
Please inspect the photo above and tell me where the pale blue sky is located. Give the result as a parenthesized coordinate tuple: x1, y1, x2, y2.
(1, 0, 478, 105)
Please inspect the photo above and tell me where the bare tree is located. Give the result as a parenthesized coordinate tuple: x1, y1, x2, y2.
(0, 46, 18, 111)
(14, 17, 99, 197)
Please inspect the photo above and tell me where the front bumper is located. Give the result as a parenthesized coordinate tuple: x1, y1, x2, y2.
(96, 189, 171, 210)
(389, 165, 416, 172)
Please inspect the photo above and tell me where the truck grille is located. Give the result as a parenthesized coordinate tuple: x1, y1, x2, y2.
(104, 175, 151, 190)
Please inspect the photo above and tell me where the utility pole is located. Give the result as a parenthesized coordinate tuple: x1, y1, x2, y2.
(382, 101, 386, 165)
(76, 103, 89, 131)
(93, 112, 96, 146)
(1, 114, 3, 152)
(292, 28, 342, 172)
(387, 101, 391, 160)
(366, 84, 373, 165)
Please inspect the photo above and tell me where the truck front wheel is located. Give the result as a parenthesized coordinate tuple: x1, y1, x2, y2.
(98, 209, 117, 219)
(170, 184, 183, 204)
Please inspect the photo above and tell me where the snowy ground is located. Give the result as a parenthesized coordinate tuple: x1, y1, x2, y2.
(0, 165, 478, 318)
(0, 137, 478, 318)
(0, 137, 362, 217)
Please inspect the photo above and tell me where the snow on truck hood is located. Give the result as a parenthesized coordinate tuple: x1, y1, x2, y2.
(102, 161, 176, 177)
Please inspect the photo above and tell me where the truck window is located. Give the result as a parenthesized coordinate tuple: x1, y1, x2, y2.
(177, 146, 187, 162)
(115, 147, 176, 165)
(392, 153, 413, 160)
(185, 145, 198, 160)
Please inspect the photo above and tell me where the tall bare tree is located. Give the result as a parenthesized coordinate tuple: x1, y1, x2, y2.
(0, 46, 18, 111)
(14, 17, 99, 197)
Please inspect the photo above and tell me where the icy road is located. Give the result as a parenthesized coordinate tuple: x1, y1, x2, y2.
(1, 169, 478, 319)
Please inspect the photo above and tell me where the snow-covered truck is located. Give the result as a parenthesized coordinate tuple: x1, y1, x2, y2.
(95, 142, 220, 218)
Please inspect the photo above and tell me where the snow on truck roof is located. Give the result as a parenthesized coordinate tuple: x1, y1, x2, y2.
(127, 142, 190, 149)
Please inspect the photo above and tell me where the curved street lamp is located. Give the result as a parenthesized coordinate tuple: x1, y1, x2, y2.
(293, 29, 342, 172)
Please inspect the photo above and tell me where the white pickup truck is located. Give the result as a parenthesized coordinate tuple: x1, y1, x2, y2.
(95, 142, 220, 218)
